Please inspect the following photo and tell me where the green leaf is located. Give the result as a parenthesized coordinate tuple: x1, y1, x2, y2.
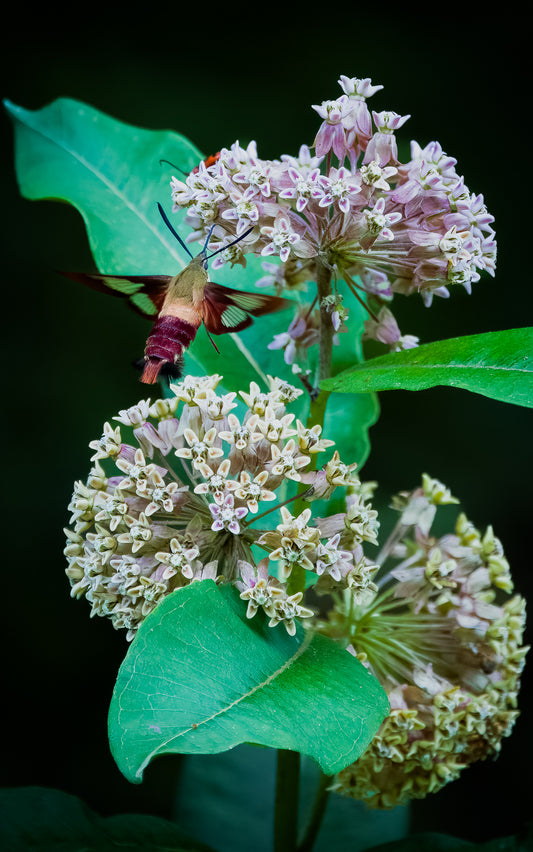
(4, 97, 291, 389)
(321, 328, 533, 408)
(108, 581, 389, 784)
(6, 96, 379, 462)
(0, 786, 216, 852)
(5, 97, 202, 274)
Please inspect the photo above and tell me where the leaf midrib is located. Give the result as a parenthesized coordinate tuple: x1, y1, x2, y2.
(8, 99, 185, 268)
(349, 361, 531, 375)
(128, 628, 314, 774)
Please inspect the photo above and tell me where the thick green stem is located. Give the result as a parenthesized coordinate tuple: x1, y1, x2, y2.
(286, 262, 333, 597)
(308, 388, 330, 435)
(298, 771, 332, 852)
(274, 750, 300, 852)
(274, 262, 335, 852)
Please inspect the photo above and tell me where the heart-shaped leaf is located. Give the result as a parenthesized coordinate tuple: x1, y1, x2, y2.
(108, 581, 389, 783)
(321, 328, 533, 408)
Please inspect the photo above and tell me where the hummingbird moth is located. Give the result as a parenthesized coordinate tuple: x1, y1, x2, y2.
(64, 204, 291, 384)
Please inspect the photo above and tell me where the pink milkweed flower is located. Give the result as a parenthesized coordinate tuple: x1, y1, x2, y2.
(338, 76, 384, 163)
(221, 186, 260, 234)
(338, 76, 384, 100)
(268, 307, 320, 366)
(443, 192, 495, 240)
(363, 307, 419, 352)
(361, 197, 402, 245)
(278, 167, 323, 212)
(169, 73, 497, 320)
(318, 167, 362, 214)
(364, 111, 411, 166)
(281, 144, 324, 173)
(209, 493, 248, 535)
(312, 95, 354, 160)
(260, 217, 309, 262)
(232, 156, 272, 198)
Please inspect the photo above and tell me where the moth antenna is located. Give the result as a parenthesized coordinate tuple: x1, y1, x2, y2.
(157, 203, 194, 259)
(205, 226, 255, 261)
(159, 158, 189, 176)
(202, 224, 217, 254)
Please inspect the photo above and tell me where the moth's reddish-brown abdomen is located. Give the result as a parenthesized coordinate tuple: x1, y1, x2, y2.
(141, 315, 199, 383)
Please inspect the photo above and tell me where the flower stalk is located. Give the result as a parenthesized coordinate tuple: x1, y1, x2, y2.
(316, 259, 334, 383)
(298, 770, 332, 852)
(274, 750, 300, 852)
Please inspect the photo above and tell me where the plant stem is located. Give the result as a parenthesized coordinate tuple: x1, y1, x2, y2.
(298, 770, 332, 852)
(287, 261, 332, 600)
(316, 259, 334, 383)
(274, 262, 335, 852)
(274, 750, 300, 852)
(375, 517, 408, 567)
(250, 488, 314, 525)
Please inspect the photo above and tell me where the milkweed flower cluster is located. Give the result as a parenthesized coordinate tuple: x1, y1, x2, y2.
(170, 74, 496, 368)
(63, 374, 380, 640)
(321, 475, 528, 808)
(63, 377, 526, 806)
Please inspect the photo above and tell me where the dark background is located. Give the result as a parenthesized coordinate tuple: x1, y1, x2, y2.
(1, 10, 531, 848)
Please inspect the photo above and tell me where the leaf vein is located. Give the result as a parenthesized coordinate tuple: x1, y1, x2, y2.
(154, 630, 314, 748)
(15, 108, 185, 269)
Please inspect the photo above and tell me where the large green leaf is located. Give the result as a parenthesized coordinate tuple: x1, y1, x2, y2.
(4, 96, 290, 391)
(5, 97, 202, 273)
(6, 96, 378, 466)
(108, 581, 389, 784)
(321, 328, 533, 408)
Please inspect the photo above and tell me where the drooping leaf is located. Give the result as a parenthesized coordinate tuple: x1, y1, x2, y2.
(108, 581, 389, 784)
(0, 786, 215, 852)
(321, 328, 533, 408)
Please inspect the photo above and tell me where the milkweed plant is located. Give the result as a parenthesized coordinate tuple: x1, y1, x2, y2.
(6, 74, 532, 851)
